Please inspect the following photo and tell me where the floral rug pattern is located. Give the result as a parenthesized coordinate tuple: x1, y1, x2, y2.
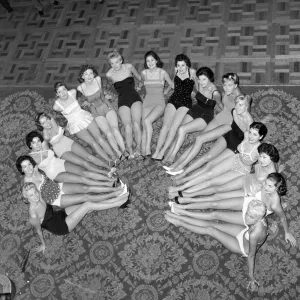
(0, 86, 299, 299)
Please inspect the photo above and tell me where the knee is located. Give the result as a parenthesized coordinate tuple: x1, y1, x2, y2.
(85, 154, 94, 162)
(144, 117, 152, 127)
(81, 185, 90, 192)
(106, 129, 114, 138)
(178, 126, 185, 136)
(132, 120, 140, 129)
(124, 123, 132, 133)
(211, 210, 220, 220)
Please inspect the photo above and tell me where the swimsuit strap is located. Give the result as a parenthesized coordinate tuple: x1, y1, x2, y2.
(80, 84, 86, 97)
(211, 89, 218, 100)
(55, 100, 65, 110)
(188, 68, 191, 78)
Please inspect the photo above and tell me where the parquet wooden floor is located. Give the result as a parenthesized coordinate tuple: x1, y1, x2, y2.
(0, 0, 300, 86)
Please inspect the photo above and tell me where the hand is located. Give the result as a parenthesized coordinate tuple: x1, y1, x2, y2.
(285, 232, 297, 247)
(82, 101, 90, 108)
(104, 94, 113, 100)
(135, 86, 141, 91)
(247, 279, 259, 291)
(33, 244, 46, 254)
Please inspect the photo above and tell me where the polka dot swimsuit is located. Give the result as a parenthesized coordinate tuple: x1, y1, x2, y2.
(168, 69, 195, 109)
(40, 174, 61, 204)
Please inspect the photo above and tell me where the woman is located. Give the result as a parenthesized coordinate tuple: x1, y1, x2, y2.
(167, 94, 253, 177)
(151, 54, 197, 161)
(169, 173, 296, 248)
(77, 64, 127, 159)
(163, 67, 222, 164)
(17, 155, 125, 208)
(165, 200, 268, 291)
(26, 131, 116, 186)
(22, 182, 129, 254)
(168, 122, 267, 198)
(140, 51, 173, 156)
(106, 50, 143, 158)
(53, 82, 117, 165)
(177, 143, 279, 203)
(36, 112, 115, 176)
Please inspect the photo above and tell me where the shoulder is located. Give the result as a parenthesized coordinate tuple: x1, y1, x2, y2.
(141, 69, 147, 76)
(189, 68, 197, 76)
(125, 63, 133, 69)
(106, 69, 113, 78)
(77, 83, 84, 92)
(95, 76, 102, 84)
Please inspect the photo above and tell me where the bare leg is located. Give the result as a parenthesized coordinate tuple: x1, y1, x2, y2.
(55, 172, 114, 186)
(61, 183, 122, 194)
(157, 106, 189, 159)
(65, 193, 129, 231)
(119, 106, 134, 156)
(95, 116, 122, 158)
(131, 101, 143, 153)
(75, 129, 111, 162)
(106, 110, 126, 153)
(152, 103, 176, 159)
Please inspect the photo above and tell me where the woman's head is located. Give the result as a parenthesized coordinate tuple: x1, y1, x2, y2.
(222, 73, 239, 95)
(235, 94, 252, 114)
(25, 131, 44, 150)
(107, 50, 124, 71)
(16, 155, 36, 175)
(196, 67, 215, 89)
(54, 82, 69, 99)
(175, 54, 191, 69)
(265, 173, 287, 196)
(144, 51, 163, 69)
(22, 182, 39, 204)
(78, 64, 99, 83)
(248, 122, 268, 143)
(35, 112, 51, 131)
(244, 199, 267, 225)
(258, 143, 279, 165)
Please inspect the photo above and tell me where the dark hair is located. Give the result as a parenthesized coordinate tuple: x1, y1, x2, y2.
(16, 155, 37, 175)
(222, 73, 240, 85)
(267, 173, 287, 196)
(25, 131, 44, 149)
(258, 143, 279, 163)
(35, 112, 51, 131)
(144, 51, 163, 69)
(78, 64, 99, 83)
(54, 82, 68, 93)
(196, 67, 214, 82)
(250, 122, 268, 141)
(175, 54, 191, 68)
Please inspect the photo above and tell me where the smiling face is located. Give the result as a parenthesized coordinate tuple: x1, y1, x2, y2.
(25, 186, 40, 203)
(223, 79, 237, 96)
(263, 178, 277, 194)
(248, 128, 261, 144)
(30, 137, 42, 151)
(259, 152, 272, 167)
(198, 74, 210, 88)
(56, 85, 68, 99)
(146, 55, 157, 69)
(21, 160, 34, 175)
(244, 209, 260, 226)
(109, 56, 123, 71)
(39, 115, 51, 130)
(235, 99, 247, 115)
(82, 68, 95, 83)
(176, 60, 188, 75)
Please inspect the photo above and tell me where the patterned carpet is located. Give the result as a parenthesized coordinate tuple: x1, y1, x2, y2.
(0, 86, 299, 299)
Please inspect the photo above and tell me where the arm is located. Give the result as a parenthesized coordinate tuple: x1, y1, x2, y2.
(162, 69, 174, 95)
(272, 201, 297, 246)
(29, 215, 46, 253)
(190, 68, 198, 92)
(212, 89, 223, 110)
(128, 63, 142, 82)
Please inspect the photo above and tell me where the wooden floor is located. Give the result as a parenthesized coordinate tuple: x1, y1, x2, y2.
(0, 0, 300, 87)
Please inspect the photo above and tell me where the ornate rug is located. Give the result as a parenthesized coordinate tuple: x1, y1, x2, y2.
(0, 86, 299, 299)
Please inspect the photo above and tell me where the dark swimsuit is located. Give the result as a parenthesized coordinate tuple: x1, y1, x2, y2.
(41, 204, 69, 236)
(223, 109, 244, 153)
(168, 69, 195, 109)
(114, 77, 142, 109)
(188, 90, 218, 123)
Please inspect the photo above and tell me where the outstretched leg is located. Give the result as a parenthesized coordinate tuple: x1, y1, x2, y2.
(131, 101, 143, 154)
(119, 106, 134, 157)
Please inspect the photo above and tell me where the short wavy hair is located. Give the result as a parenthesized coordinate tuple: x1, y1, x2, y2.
(25, 131, 44, 149)
(267, 173, 287, 196)
(107, 50, 124, 64)
(78, 64, 99, 83)
(258, 143, 279, 163)
(16, 155, 37, 175)
(247, 199, 267, 220)
(35, 112, 51, 131)
(54, 82, 68, 93)
(144, 51, 163, 69)
(22, 182, 38, 204)
(250, 122, 268, 141)
(235, 94, 252, 110)
(175, 54, 191, 68)
(196, 67, 214, 82)
(222, 73, 240, 85)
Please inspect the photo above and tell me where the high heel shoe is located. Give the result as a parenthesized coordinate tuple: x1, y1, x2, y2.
(113, 177, 120, 187)
(120, 189, 131, 209)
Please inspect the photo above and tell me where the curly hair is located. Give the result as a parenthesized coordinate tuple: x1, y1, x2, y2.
(107, 50, 124, 64)
(258, 143, 279, 163)
(78, 64, 99, 83)
(25, 131, 44, 149)
(54, 82, 68, 93)
(16, 155, 37, 175)
(247, 199, 267, 219)
(22, 182, 38, 204)
(235, 94, 252, 110)
(250, 122, 268, 141)
(196, 67, 214, 82)
(144, 51, 163, 69)
(222, 73, 240, 85)
(267, 173, 287, 196)
(35, 112, 51, 131)
(175, 54, 191, 68)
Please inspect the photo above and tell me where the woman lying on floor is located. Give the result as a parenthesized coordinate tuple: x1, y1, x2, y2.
(168, 122, 267, 199)
(166, 94, 253, 177)
(26, 131, 116, 186)
(169, 173, 296, 248)
(35, 112, 116, 177)
(17, 155, 125, 208)
(22, 182, 129, 254)
(176, 143, 279, 204)
(165, 199, 268, 291)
